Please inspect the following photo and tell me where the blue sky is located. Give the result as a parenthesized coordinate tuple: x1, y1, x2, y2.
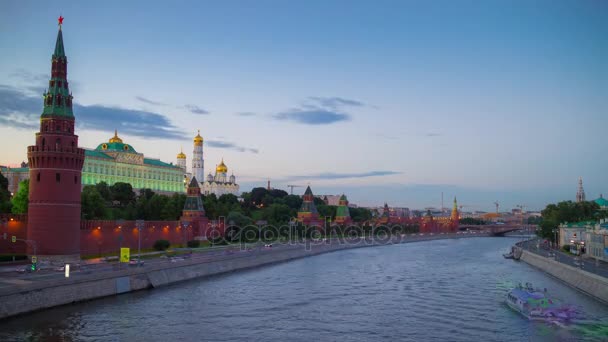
(1, 1, 606, 211)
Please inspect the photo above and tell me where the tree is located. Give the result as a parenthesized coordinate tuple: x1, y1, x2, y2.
(161, 193, 187, 220)
(11, 179, 29, 214)
(538, 200, 601, 240)
(81, 185, 108, 219)
(111, 182, 136, 206)
(0, 173, 12, 213)
(283, 195, 303, 210)
(250, 187, 268, 206)
(95, 181, 112, 202)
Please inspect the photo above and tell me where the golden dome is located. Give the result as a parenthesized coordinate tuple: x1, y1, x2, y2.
(109, 129, 123, 143)
(216, 159, 228, 173)
(194, 129, 203, 145)
(177, 147, 186, 159)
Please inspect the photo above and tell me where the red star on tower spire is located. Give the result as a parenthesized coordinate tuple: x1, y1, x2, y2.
(58, 16, 64, 26)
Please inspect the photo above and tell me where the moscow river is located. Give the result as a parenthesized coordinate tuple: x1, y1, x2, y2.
(1, 237, 608, 341)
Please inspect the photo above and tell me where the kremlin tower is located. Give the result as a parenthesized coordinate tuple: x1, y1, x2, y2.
(26, 17, 85, 259)
(192, 130, 205, 183)
(297, 186, 321, 225)
(334, 194, 352, 225)
(450, 197, 459, 232)
(180, 177, 209, 239)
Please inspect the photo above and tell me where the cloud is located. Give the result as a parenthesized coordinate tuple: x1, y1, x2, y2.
(185, 104, 209, 115)
(426, 132, 441, 137)
(290, 170, 401, 180)
(235, 112, 256, 117)
(9, 68, 48, 84)
(307, 96, 365, 109)
(135, 96, 166, 106)
(206, 140, 259, 154)
(271, 96, 366, 125)
(274, 109, 350, 125)
(0, 84, 184, 140)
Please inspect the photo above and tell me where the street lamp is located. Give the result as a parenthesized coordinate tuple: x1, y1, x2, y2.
(135, 220, 144, 265)
(181, 220, 190, 248)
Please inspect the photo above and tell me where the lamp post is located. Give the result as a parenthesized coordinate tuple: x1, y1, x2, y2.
(135, 220, 144, 265)
(181, 220, 190, 248)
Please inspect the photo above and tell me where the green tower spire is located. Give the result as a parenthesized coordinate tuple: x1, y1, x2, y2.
(42, 17, 74, 118)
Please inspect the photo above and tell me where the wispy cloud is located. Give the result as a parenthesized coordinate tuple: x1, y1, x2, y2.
(272, 96, 366, 125)
(185, 104, 209, 115)
(235, 112, 256, 117)
(290, 170, 401, 180)
(135, 96, 167, 106)
(426, 132, 441, 137)
(307, 96, 365, 109)
(206, 140, 259, 154)
(9, 68, 48, 84)
(0, 84, 184, 140)
(274, 109, 350, 125)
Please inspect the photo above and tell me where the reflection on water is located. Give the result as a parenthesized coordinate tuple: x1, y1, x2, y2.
(1, 237, 607, 342)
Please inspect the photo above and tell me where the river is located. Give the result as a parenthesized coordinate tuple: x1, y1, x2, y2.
(1, 237, 607, 341)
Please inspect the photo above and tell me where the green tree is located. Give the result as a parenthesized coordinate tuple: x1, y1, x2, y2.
(283, 194, 303, 210)
(161, 193, 187, 220)
(81, 185, 108, 219)
(111, 182, 136, 206)
(95, 181, 112, 202)
(0, 173, 12, 213)
(539, 200, 601, 240)
(11, 179, 29, 214)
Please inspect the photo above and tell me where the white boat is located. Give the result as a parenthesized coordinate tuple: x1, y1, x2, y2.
(505, 283, 580, 322)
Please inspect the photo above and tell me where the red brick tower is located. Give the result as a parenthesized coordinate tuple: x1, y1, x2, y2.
(180, 177, 209, 237)
(27, 17, 85, 259)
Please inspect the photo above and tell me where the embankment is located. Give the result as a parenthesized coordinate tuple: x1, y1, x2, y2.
(515, 247, 608, 304)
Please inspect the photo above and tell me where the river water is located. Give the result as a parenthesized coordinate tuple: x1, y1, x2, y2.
(1, 237, 608, 341)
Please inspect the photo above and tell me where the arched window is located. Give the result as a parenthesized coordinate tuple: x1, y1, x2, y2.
(56, 173, 61, 183)
(37, 173, 40, 182)
(42, 138, 46, 147)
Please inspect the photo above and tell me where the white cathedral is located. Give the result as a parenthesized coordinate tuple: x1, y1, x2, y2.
(176, 130, 239, 197)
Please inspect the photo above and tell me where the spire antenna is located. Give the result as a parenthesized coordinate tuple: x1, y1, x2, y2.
(58, 15, 64, 28)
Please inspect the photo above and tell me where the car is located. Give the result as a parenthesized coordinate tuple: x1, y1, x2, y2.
(264, 244, 273, 248)
(129, 259, 144, 266)
(54, 266, 65, 272)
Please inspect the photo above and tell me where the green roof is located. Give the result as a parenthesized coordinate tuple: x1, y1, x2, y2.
(144, 158, 179, 169)
(336, 205, 350, 218)
(54, 27, 65, 58)
(0, 167, 29, 173)
(561, 221, 595, 228)
(84, 150, 114, 159)
(95, 142, 138, 154)
(594, 196, 608, 207)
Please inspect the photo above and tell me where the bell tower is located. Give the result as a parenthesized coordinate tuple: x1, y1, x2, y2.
(26, 17, 85, 260)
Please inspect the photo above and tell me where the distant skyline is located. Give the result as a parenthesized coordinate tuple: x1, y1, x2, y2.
(1, 1, 607, 211)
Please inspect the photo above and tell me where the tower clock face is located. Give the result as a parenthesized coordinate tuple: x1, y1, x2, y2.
(101, 143, 108, 150)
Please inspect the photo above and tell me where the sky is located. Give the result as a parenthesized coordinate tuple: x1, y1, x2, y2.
(0, 1, 606, 211)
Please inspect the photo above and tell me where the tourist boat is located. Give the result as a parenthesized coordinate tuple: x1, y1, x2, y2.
(505, 283, 581, 322)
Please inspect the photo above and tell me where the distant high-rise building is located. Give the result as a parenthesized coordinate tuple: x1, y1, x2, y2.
(576, 177, 586, 203)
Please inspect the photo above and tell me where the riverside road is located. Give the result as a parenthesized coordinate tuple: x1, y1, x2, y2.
(518, 239, 608, 278)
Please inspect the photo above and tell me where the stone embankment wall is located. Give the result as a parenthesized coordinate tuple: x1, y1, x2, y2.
(516, 247, 608, 304)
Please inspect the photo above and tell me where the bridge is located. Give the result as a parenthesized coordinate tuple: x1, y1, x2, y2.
(459, 224, 534, 236)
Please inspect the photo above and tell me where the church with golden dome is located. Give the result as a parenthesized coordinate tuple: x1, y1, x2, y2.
(200, 158, 239, 196)
(177, 131, 239, 197)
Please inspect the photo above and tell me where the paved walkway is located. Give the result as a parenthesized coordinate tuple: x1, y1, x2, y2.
(518, 239, 608, 278)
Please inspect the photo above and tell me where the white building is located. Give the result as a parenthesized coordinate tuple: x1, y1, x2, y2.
(201, 159, 239, 196)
